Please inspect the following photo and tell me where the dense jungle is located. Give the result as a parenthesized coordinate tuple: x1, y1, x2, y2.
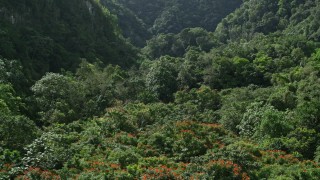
(1, 0, 320, 179)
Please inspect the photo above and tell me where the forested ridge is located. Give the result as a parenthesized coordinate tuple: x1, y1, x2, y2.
(99, 0, 242, 46)
(1, 0, 320, 179)
(0, 0, 137, 81)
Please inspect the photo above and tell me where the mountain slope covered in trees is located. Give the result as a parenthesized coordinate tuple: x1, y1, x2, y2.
(0, 0, 137, 80)
(103, 0, 242, 46)
(215, 0, 320, 42)
(100, 0, 152, 47)
(1, 0, 320, 179)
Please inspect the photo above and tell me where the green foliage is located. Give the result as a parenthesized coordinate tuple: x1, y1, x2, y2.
(174, 86, 221, 122)
(100, 0, 152, 47)
(31, 73, 83, 124)
(257, 162, 320, 180)
(0, 59, 26, 90)
(255, 105, 293, 139)
(0, 0, 137, 80)
(0, 149, 21, 167)
(120, 0, 241, 34)
(182, 160, 250, 180)
(145, 56, 178, 102)
(268, 86, 297, 110)
(108, 148, 140, 168)
(315, 146, 320, 163)
(105, 108, 137, 134)
(0, 114, 38, 151)
(296, 73, 320, 131)
(76, 61, 128, 116)
(175, 86, 220, 111)
(0, 83, 21, 114)
(215, 0, 320, 46)
(143, 28, 218, 59)
(0, 83, 38, 150)
(31, 62, 132, 124)
(238, 102, 294, 140)
(2, 0, 320, 179)
(22, 132, 76, 170)
(283, 128, 320, 159)
(219, 86, 272, 133)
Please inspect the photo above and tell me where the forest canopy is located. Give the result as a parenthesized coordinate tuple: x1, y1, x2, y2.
(1, 0, 320, 179)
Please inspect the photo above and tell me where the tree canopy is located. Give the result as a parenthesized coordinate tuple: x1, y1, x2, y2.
(1, 0, 320, 179)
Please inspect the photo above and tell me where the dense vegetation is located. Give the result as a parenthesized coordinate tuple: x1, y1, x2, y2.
(103, 0, 242, 46)
(0, 0, 137, 80)
(1, 0, 320, 179)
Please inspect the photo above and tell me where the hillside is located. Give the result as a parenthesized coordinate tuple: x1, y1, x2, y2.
(215, 0, 320, 42)
(99, 0, 152, 47)
(0, 0, 137, 80)
(1, 0, 320, 179)
(104, 0, 242, 46)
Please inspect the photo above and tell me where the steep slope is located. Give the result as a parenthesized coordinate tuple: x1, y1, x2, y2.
(215, 0, 320, 42)
(111, 0, 242, 43)
(0, 0, 137, 80)
(100, 0, 151, 47)
(2, 0, 320, 179)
